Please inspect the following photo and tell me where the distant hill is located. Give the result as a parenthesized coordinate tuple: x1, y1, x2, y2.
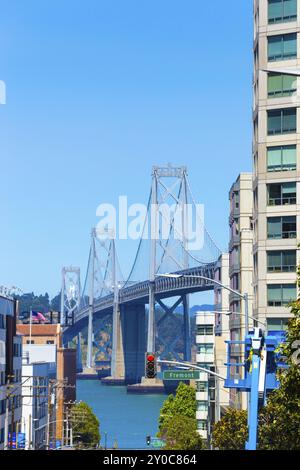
(173, 304, 214, 316)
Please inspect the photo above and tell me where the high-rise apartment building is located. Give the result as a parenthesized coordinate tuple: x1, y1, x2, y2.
(228, 173, 254, 409)
(253, 0, 299, 330)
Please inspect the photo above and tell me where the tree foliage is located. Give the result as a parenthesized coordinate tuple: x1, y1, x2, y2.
(160, 415, 203, 450)
(157, 382, 202, 450)
(158, 382, 197, 433)
(212, 409, 248, 450)
(71, 401, 100, 448)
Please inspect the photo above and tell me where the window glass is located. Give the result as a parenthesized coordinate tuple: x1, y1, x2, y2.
(267, 145, 297, 171)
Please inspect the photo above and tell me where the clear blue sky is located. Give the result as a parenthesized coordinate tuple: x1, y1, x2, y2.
(0, 0, 253, 299)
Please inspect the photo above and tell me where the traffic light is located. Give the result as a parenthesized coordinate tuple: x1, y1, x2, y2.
(146, 435, 151, 446)
(145, 352, 157, 379)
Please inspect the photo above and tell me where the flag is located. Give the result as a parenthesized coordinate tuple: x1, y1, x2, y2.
(31, 311, 46, 322)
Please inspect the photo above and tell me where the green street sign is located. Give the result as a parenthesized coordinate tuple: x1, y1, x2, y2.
(163, 370, 200, 380)
(151, 439, 165, 448)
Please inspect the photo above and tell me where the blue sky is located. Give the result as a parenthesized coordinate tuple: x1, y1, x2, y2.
(0, 0, 253, 300)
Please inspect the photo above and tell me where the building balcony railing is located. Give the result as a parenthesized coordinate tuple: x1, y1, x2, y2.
(267, 265, 296, 273)
(268, 231, 297, 239)
(268, 197, 296, 206)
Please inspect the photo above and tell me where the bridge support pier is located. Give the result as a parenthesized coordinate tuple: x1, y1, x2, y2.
(86, 306, 93, 368)
(120, 304, 146, 384)
(76, 333, 83, 372)
(183, 294, 191, 362)
(111, 303, 125, 379)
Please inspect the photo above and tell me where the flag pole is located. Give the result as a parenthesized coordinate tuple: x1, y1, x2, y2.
(29, 307, 32, 344)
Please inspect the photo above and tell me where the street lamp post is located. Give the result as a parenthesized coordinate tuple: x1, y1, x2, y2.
(157, 273, 251, 335)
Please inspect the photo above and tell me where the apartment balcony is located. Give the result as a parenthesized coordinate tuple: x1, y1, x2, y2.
(196, 335, 215, 345)
(196, 391, 208, 401)
(229, 234, 240, 251)
(229, 207, 240, 225)
(229, 262, 240, 278)
(196, 353, 214, 364)
(196, 410, 208, 421)
(197, 429, 208, 440)
(229, 291, 242, 304)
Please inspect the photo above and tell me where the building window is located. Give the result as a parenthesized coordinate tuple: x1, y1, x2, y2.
(267, 108, 296, 135)
(197, 344, 214, 354)
(26, 340, 35, 344)
(268, 0, 297, 24)
(196, 381, 208, 392)
(267, 216, 296, 239)
(267, 145, 297, 172)
(267, 250, 296, 272)
(267, 284, 296, 306)
(0, 314, 4, 329)
(267, 318, 289, 331)
(197, 420, 207, 431)
(268, 73, 297, 97)
(267, 182, 296, 205)
(197, 401, 208, 412)
(197, 325, 214, 336)
(268, 33, 297, 61)
(46, 340, 54, 344)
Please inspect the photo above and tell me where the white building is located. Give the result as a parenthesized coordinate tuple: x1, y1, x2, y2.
(253, 0, 299, 331)
(195, 311, 215, 442)
(21, 357, 50, 450)
(228, 173, 254, 410)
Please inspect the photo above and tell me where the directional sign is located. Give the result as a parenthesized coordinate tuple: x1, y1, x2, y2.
(151, 438, 165, 448)
(163, 370, 200, 380)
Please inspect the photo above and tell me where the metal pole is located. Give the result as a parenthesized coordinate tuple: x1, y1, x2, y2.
(157, 359, 226, 381)
(148, 169, 158, 353)
(111, 238, 119, 378)
(244, 293, 249, 336)
(60, 270, 65, 326)
(46, 382, 51, 450)
(87, 231, 95, 369)
(28, 414, 32, 450)
(4, 390, 9, 450)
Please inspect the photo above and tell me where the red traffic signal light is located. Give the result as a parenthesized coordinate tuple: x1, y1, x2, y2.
(145, 352, 157, 379)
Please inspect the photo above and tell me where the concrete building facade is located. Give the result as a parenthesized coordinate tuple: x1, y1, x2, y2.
(253, 0, 299, 330)
(21, 360, 50, 450)
(228, 173, 254, 409)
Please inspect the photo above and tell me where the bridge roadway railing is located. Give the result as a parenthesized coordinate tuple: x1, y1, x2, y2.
(72, 263, 217, 325)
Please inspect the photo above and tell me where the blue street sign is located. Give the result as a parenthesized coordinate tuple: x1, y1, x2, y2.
(17, 433, 26, 449)
(8, 432, 16, 449)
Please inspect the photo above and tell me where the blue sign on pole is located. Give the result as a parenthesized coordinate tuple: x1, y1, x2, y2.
(8, 432, 17, 449)
(17, 433, 26, 449)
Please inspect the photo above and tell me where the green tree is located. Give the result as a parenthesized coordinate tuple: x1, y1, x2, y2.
(158, 382, 196, 433)
(157, 382, 202, 450)
(71, 402, 100, 449)
(161, 415, 203, 450)
(212, 409, 248, 450)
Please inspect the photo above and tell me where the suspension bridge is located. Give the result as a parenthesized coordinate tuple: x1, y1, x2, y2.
(61, 165, 222, 384)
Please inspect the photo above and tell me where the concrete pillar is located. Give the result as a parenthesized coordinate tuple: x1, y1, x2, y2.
(120, 304, 146, 384)
(183, 295, 191, 362)
(111, 304, 125, 379)
(147, 283, 155, 353)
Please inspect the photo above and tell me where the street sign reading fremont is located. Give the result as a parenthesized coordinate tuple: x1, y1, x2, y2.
(163, 370, 200, 380)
